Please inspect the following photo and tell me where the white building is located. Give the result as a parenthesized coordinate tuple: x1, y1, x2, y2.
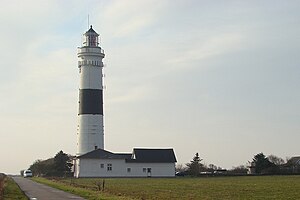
(74, 148, 177, 178)
(74, 26, 177, 178)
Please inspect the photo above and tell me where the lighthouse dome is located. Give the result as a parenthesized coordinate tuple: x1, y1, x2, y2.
(85, 25, 99, 36)
(83, 25, 99, 47)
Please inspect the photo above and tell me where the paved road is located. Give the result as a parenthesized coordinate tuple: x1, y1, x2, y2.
(12, 176, 85, 200)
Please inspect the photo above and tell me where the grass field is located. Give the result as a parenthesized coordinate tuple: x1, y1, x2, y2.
(33, 175, 300, 200)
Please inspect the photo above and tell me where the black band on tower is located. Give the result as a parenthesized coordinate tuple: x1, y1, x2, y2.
(79, 89, 103, 115)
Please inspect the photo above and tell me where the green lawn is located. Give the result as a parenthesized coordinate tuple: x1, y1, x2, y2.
(33, 175, 300, 200)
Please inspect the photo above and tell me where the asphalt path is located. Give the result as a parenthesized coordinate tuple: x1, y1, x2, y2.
(12, 176, 85, 200)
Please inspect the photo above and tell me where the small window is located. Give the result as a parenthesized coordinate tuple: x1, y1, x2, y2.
(143, 168, 146, 173)
(127, 168, 131, 173)
(107, 164, 112, 171)
(100, 164, 104, 168)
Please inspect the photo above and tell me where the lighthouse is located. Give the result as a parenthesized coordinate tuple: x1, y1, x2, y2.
(74, 26, 177, 178)
(77, 25, 105, 155)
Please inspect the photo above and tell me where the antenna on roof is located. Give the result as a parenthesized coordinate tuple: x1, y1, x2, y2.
(87, 14, 90, 29)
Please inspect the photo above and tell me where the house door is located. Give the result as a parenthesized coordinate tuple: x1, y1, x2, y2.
(147, 168, 152, 177)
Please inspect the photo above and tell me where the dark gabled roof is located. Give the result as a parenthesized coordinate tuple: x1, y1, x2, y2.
(77, 148, 177, 163)
(286, 156, 300, 166)
(77, 148, 131, 159)
(126, 148, 177, 163)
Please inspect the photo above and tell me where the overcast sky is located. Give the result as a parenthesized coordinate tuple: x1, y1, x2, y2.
(0, 0, 299, 174)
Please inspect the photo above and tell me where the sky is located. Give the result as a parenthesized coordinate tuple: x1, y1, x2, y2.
(0, 0, 299, 174)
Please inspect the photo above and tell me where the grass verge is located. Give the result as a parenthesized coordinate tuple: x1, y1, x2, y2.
(32, 177, 132, 200)
(1, 175, 27, 200)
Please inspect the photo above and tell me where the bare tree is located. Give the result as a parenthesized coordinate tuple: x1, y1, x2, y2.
(175, 164, 187, 172)
(229, 165, 248, 174)
(268, 155, 285, 165)
(207, 164, 217, 172)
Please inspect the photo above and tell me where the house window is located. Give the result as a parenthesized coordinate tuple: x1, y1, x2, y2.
(143, 168, 146, 173)
(127, 168, 131, 173)
(100, 164, 104, 168)
(107, 164, 112, 171)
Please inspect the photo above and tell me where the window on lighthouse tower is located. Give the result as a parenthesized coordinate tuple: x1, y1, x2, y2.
(88, 35, 97, 46)
(84, 34, 98, 47)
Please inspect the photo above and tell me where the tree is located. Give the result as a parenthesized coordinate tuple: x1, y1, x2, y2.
(186, 153, 203, 176)
(30, 158, 54, 177)
(53, 150, 73, 177)
(29, 150, 73, 177)
(175, 164, 187, 173)
(252, 153, 274, 174)
(207, 164, 218, 172)
(229, 165, 248, 174)
(267, 155, 285, 166)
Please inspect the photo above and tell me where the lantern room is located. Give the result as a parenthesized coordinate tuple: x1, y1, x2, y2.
(83, 25, 99, 47)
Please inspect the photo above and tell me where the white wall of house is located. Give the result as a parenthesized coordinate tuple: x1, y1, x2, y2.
(75, 158, 176, 178)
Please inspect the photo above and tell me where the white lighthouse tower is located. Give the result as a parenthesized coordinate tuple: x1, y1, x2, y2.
(77, 25, 105, 155)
